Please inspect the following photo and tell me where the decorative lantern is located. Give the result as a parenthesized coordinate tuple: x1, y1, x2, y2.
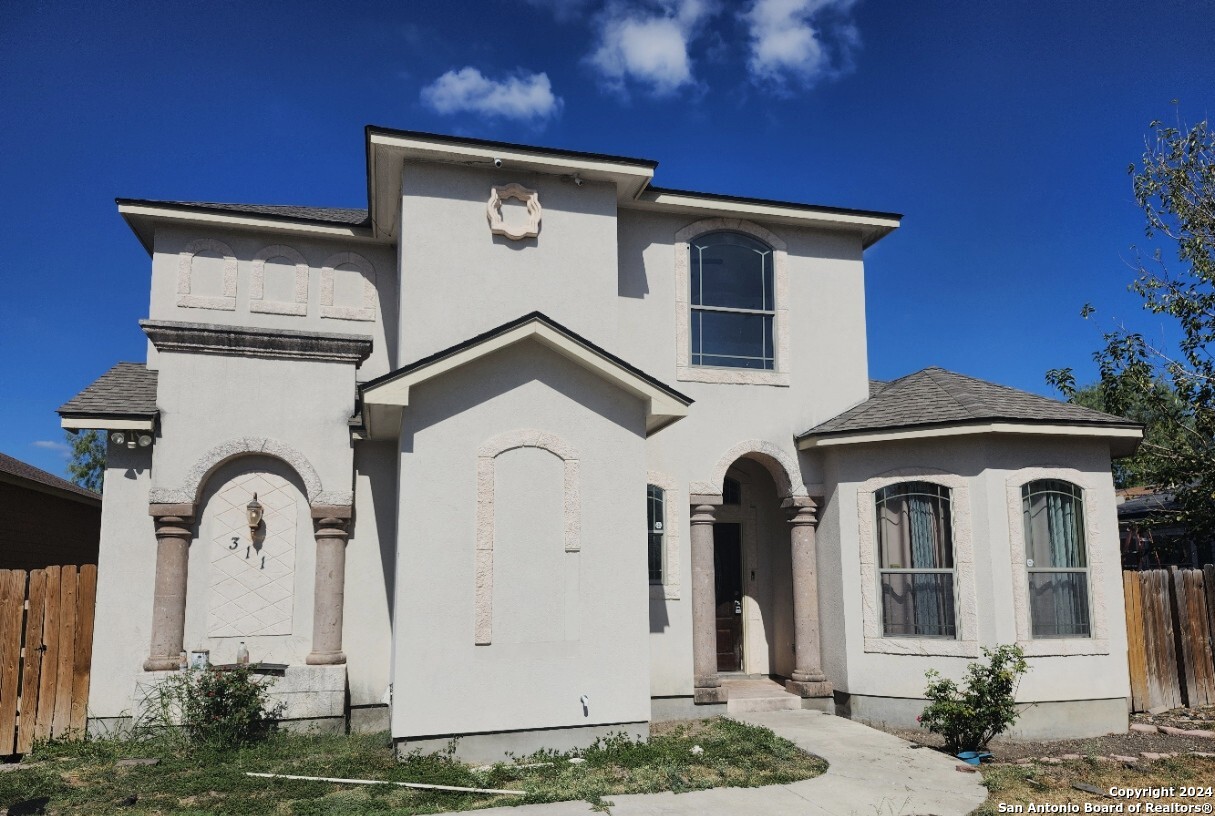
(246, 493, 264, 540)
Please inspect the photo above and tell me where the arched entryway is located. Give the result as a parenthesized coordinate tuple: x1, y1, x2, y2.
(690, 442, 831, 705)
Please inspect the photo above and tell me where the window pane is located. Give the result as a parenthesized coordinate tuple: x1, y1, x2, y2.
(647, 485, 664, 583)
(1029, 571, 1091, 637)
(881, 573, 956, 637)
(691, 310, 774, 369)
(691, 233, 773, 311)
(648, 533, 663, 583)
(1022, 481, 1086, 568)
(875, 482, 953, 569)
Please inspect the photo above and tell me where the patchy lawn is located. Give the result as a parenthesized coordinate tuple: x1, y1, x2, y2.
(0, 717, 826, 815)
(975, 755, 1215, 815)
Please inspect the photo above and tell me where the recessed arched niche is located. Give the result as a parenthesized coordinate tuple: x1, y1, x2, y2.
(177, 238, 238, 310)
(320, 252, 376, 321)
(250, 245, 309, 316)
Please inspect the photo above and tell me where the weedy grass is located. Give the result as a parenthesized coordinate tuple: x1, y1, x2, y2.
(0, 717, 825, 815)
(974, 755, 1215, 815)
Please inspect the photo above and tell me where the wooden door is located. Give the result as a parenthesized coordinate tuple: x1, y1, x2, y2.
(714, 524, 743, 672)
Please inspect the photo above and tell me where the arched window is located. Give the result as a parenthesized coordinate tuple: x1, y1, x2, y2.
(647, 484, 665, 584)
(1022, 480, 1091, 638)
(690, 232, 775, 370)
(875, 481, 956, 638)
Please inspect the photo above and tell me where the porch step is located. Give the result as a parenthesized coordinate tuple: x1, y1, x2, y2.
(727, 694, 803, 714)
(721, 678, 804, 714)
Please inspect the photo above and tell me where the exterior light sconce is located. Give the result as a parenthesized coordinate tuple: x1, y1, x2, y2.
(109, 431, 154, 449)
(246, 493, 264, 542)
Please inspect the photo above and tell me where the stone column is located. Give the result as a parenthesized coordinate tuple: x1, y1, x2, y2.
(690, 496, 726, 704)
(144, 505, 195, 671)
(784, 497, 832, 698)
(306, 506, 351, 665)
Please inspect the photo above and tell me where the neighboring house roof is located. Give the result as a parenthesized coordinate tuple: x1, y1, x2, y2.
(0, 451, 101, 506)
(361, 311, 692, 438)
(1118, 489, 1179, 521)
(58, 362, 159, 422)
(798, 367, 1142, 453)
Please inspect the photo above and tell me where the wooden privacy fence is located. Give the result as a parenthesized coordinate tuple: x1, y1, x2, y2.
(0, 565, 97, 755)
(1124, 566, 1215, 712)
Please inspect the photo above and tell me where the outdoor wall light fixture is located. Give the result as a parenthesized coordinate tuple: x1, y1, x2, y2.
(246, 493, 264, 541)
(109, 431, 154, 449)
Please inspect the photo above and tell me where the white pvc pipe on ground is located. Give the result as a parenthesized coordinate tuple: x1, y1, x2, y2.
(244, 772, 525, 796)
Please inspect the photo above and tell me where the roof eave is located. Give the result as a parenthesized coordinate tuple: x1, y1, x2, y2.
(0, 471, 102, 508)
(797, 420, 1144, 453)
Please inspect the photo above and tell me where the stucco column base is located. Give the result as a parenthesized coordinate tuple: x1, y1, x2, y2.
(786, 679, 834, 698)
(694, 686, 728, 705)
(144, 506, 195, 673)
(307, 507, 351, 667)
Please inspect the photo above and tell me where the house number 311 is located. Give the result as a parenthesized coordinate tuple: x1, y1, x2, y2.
(228, 536, 265, 569)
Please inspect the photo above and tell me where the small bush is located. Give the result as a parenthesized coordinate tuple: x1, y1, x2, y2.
(919, 644, 1029, 753)
(139, 664, 282, 749)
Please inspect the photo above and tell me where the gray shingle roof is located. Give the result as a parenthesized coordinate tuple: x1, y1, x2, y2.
(0, 451, 101, 502)
(801, 367, 1138, 439)
(58, 362, 158, 418)
(119, 199, 369, 226)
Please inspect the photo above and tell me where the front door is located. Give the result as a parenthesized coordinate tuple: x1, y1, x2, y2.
(714, 523, 744, 672)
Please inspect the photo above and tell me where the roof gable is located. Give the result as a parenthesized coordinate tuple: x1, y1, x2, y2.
(361, 312, 691, 438)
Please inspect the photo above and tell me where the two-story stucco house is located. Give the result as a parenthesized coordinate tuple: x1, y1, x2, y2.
(61, 127, 1143, 760)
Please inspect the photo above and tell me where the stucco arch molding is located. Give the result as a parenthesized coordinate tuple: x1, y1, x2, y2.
(690, 439, 808, 501)
(149, 437, 352, 507)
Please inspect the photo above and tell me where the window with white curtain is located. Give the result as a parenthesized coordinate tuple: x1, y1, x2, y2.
(1022, 479, 1091, 638)
(875, 481, 957, 638)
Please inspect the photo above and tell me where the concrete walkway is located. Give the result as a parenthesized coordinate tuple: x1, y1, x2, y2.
(447, 709, 989, 816)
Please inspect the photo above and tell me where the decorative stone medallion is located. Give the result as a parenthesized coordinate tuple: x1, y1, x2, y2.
(486, 184, 541, 240)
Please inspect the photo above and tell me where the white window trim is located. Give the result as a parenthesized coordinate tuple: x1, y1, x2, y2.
(250, 245, 309, 316)
(1006, 467, 1110, 656)
(856, 468, 978, 657)
(674, 218, 790, 386)
(177, 238, 238, 311)
(646, 471, 681, 600)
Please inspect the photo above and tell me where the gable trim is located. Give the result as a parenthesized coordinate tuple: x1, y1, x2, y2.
(361, 313, 691, 437)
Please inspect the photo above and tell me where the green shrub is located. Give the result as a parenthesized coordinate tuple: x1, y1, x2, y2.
(138, 664, 282, 749)
(919, 644, 1029, 753)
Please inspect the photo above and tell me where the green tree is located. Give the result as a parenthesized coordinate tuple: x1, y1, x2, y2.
(66, 429, 105, 492)
(1047, 111, 1215, 540)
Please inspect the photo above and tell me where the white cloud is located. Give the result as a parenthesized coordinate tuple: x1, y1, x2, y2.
(744, 0, 859, 90)
(32, 440, 71, 457)
(587, 1, 718, 96)
(421, 67, 563, 122)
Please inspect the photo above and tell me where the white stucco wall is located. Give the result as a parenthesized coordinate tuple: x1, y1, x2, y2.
(820, 435, 1129, 708)
(344, 441, 398, 708)
(88, 441, 156, 720)
(391, 340, 651, 738)
(398, 163, 621, 362)
(149, 351, 355, 506)
(147, 227, 397, 381)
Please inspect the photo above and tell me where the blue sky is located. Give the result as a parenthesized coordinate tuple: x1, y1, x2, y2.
(1, 1, 1212, 477)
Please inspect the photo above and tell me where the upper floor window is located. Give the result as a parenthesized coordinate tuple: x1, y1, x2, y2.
(1022, 480, 1091, 638)
(690, 232, 775, 370)
(875, 481, 956, 638)
(647, 484, 665, 584)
